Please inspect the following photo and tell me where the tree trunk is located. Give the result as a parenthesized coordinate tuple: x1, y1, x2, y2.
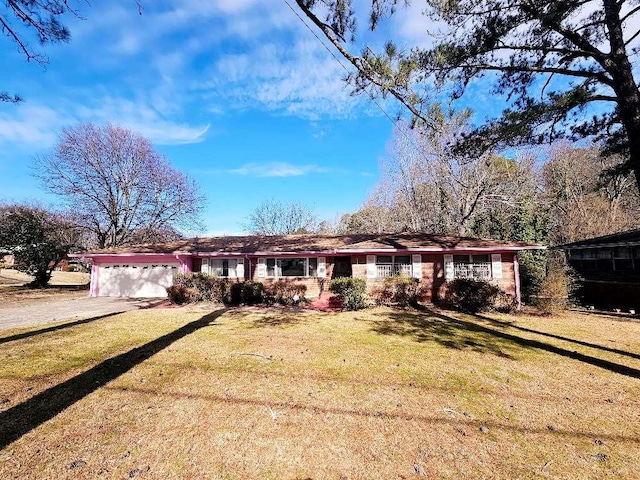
(603, 0, 640, 192)
(32, 268, 51, 288)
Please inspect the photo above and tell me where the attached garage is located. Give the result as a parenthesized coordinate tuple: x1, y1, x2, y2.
(97, 263, 179, 297)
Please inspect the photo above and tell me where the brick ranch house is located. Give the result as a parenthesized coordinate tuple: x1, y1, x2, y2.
(73, 233, 543, 306)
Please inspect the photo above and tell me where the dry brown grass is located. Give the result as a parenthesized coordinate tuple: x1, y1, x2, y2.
(0, 306, 638, 479)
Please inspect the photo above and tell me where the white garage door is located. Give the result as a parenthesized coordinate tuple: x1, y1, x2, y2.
(98, 263, 179, 297)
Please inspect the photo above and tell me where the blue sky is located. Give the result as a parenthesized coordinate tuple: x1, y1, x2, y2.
(0, 0, 436, 235)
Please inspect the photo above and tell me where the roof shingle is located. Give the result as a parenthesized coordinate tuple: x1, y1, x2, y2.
(81, 233, 543, 255)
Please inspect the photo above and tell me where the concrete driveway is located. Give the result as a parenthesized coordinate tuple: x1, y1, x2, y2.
(0, 293, 162, 330)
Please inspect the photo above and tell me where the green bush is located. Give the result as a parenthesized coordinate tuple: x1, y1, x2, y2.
(240, 281, 264, 305)
(518, 250, 547, 303)
(446, 279, 501, 313)
(329, 277, 367, 311)
(373, 276, 424, 307)
(263, 280, 307, 305)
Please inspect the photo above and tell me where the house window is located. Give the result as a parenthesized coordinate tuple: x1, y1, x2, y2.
(376, 255, 412, 278)
(452, 254, 491, 280)
(209, 258, 238, 277)
(265, 258, 318, 278)
(613, 246, 633, 271)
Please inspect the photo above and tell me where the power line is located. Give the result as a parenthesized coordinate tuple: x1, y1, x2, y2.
(281, 0, 404, 130)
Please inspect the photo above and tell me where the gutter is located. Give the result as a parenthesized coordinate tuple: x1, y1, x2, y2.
(72, 245, 545, 258)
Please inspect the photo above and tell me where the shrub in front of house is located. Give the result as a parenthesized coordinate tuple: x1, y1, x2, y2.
(446, 278, 502, 313)
(169, 273, 227, 303)
(263, 280, 307, 305)
(166, 284, 191, 304)
(225, 281, 265, 305)
(373, 276, 424, 307)
(240, 281, 265, 305)
(329, 277, 367, 311)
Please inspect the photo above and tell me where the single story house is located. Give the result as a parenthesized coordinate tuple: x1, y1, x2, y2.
(557, 229, 640, 310)
(73, 233, 543, 306)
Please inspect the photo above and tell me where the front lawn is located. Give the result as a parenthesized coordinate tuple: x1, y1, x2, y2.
(0, 306, 638, 479)
(0, 269, 90, 286)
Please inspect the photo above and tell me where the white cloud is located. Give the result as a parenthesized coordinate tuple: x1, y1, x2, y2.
(196, 38, 368, 118)
(391, 2, 447, 49)
(223, 161, 328, 177)
(0, 95, 209, 151)
(75, 96, 210, 145)
(201, 161, 365, 178)
(0, 105, 72, 147)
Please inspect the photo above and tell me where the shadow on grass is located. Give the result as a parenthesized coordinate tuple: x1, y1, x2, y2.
(368, 307, 640, 380)
(107, 385, 640, 445)
(0, 309, 225, 449)
(473, 313, 640, 361)
(225, 307, 309, 328)
(0, 312, 123, 345)
(365, 308, 520, 359)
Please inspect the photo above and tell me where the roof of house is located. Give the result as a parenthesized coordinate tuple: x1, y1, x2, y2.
(557, 229, 640, 249)
(79, 232, 544, 256)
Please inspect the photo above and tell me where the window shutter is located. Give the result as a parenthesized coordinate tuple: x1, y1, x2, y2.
(491, 253, 503, 279)
(412, 254, 422, 279)
(444, 254, 454, 280)
(317, 257, 326, 278)
(366, 255, 376, 279)
(235, 259, 245, 279)
(257, 258, 266, 278)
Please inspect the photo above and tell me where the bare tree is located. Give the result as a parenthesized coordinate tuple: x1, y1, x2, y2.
(376, 112, 534, 236)
(34, 123, 205, 249)
(542, 143, 640, 245)
(243, 199, 317, 235)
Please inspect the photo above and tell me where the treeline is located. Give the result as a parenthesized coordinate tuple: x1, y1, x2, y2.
(336, 113, 640, 245)
(324, 113, 640, 300)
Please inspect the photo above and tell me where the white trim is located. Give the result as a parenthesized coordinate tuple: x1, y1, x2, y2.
(236, 260, 245, 280)
(444, 255, 454, 280)
(257, 258, 266, 278)
(412, 254, 422, 279)
(317, 257, 326, 278)
(366, 255, 376, 279)
(491, 253, 503, 280)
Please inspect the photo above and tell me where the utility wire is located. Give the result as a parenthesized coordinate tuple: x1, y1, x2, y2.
(281, 0, 405, 130)
(281, 0, 444, 175)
